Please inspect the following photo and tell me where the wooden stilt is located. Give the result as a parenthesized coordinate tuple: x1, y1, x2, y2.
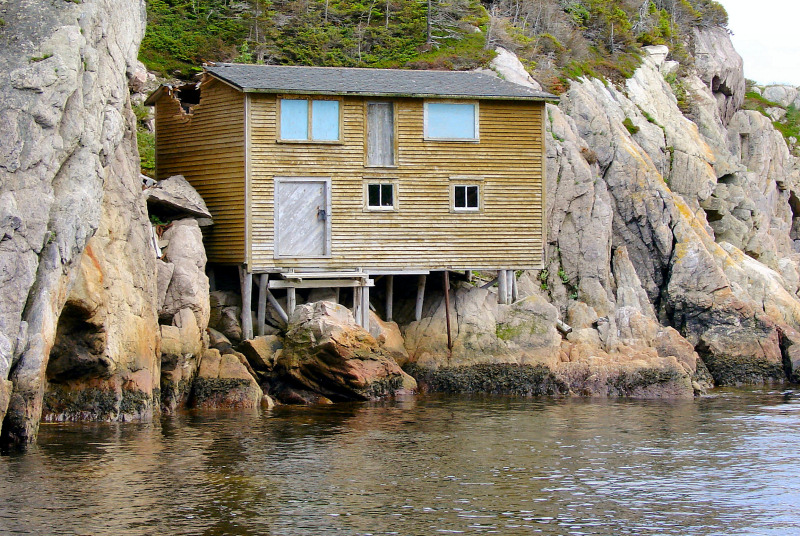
(415, 274, 427, 321)
(266, 289, 289, 325)
(208, 267, 216, 292)
(240, 267, 254, 340)
(511, 270, 518, 303)
(443, 271, 453, 351)
(257, 274, 268, 336)
(335, 287, 340, 304)
(362, 284, 370, 329)
(385, 275, 394, 322)
(497, 269, 507, 305)
(353, 286, 361, 325)
(287, 287, 297, 319)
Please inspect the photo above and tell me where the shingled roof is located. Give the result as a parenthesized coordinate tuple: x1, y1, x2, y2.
(203, 64, 557, 101)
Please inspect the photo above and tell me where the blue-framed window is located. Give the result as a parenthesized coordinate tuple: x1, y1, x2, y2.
(279, 98, 340, 141)
(424, 102, 478, 140)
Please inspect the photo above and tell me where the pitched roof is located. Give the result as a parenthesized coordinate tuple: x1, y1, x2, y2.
(203, 64, 557, 101)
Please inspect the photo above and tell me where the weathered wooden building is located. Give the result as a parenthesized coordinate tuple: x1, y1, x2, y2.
(146, 65, 555, 336)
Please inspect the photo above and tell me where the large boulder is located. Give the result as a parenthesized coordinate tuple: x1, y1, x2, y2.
(277, 301, 416, 401)
(240, 335, 283, 377)
(160, 218, 210, 331)
(403, 284, 562, 369)
(192, 349, 263, 409)
(209, 290, 243, 342)
(145, 174, 212, 219)
(762, 85, 799, 108)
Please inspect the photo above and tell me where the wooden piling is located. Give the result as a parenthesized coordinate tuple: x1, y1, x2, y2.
(385, 275, 394, 322)
(239, 266, 254, 340)
(362, 284, 370, 329)
(415, 274, 427, 321)
(443, 271, 453, 351)
(257, 273, 268, 336)
(498, 269, 507, 305)
(511, 270, 518, 303)
(287, 287, 296, 318)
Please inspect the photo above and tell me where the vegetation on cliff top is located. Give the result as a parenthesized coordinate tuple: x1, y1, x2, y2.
(141, 0, 728, 92)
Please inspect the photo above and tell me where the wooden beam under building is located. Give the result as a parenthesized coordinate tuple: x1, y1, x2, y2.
(385, 275, 394, 322)
(239, 266, 254, 340)
(257, 273, 268, 336)
(415, 274, 426, 321)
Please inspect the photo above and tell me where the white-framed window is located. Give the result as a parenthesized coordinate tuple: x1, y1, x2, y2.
(365, 181, 397, 211)
(424, 101, 479, 141)
(279, 98, 341, 141)
(450, 176, 483, 212)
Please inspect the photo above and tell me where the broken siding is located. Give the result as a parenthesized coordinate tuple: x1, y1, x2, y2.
(154, 78, 246, 263)
(249, 94, 544, 271)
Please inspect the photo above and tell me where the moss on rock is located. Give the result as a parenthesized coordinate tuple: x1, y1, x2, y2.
(404, 363, 569, 396)
(702, 353, 786, 385)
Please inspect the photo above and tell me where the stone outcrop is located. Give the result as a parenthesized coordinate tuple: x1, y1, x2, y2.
(159, 218, 210, 330)
(693, 27, 746, 125)
(145, 174, 213, 220)
(0, 0, 152, 443)
(277, 301, 417, 401)
(192, 348, 263, 409)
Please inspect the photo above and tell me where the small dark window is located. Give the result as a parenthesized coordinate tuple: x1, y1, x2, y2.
(454, 185, 479, 210)
(367, 183, 394, 209)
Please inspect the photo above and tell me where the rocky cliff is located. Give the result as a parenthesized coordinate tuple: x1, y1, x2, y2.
(0, 0, 157, 444)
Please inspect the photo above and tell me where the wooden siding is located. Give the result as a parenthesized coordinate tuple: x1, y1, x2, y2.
(248, 95, 545, 272)
(153, 78, 246, 263)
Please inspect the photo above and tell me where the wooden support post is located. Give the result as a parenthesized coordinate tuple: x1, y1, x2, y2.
(266, 289, 289, 325)
(239, 266, 254, 341)
(511, 270, 518, 303)
(335, 287, 340, 304)
(353, 286, 361, 325)
(415, 274, 426, 321)
(362, 284, 370, 329)
(385, 275, 394, 322)
(497, 269, 507, 305)
(257, 274, 268, 336)
(443, 271, 453, 351)
(208, 267, 216, 292)
(287, 287, 296, 319)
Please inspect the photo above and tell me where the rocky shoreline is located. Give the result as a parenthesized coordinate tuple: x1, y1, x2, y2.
(2, 0, 800, 445)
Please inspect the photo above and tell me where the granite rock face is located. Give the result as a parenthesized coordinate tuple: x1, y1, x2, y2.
(693, 27, 746, 125)
(0, 0, 151, 443)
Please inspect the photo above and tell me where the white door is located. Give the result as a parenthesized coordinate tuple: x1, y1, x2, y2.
(274, 178, 330, 258)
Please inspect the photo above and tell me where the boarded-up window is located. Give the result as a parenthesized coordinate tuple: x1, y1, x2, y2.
(425, 102, 478, 140)
(367, 102, 395, 166)
(280, 98, 340, 141)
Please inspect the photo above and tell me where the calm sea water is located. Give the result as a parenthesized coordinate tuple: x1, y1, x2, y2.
(1, 388, 799, 535)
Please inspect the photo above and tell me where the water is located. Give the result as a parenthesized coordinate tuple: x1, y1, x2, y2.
(2, 388, 800, 535)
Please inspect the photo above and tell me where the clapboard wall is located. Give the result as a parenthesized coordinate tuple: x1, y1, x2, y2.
(153, 78, 246, 263)
(247, 94, 545, 272)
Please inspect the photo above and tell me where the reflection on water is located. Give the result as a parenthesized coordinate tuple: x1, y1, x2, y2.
(2, 389, 800, 535)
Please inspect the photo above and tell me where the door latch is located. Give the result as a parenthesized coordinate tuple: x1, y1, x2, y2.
(317, 207, 327, 221)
